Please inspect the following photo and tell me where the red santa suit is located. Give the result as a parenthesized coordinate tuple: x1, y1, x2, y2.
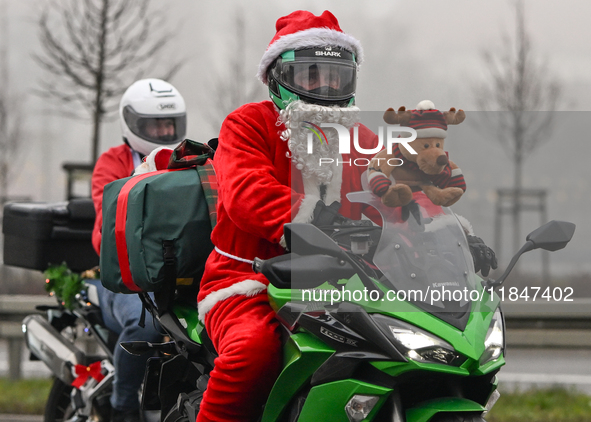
(91, 144, 139, 254)
(195, 10, 369, 422)
(197, 102, 379, 422)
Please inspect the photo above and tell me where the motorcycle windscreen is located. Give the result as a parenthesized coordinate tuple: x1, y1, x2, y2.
(347, 191, 477, 312)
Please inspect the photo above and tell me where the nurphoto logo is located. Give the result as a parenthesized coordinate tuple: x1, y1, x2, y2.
(302, 123, 419, 167)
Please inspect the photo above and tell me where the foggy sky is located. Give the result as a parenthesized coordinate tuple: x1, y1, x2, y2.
(1, 0, 590, 274)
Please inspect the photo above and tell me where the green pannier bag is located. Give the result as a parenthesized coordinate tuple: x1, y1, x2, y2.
(100, 140, 216, 294)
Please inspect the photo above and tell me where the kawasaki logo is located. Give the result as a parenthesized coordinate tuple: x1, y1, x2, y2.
(315, 51, 341, 57)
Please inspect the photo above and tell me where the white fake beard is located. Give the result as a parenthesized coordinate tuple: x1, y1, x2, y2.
(278, 101, 360, 185)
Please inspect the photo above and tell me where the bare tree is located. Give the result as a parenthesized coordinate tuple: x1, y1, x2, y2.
(34, 0, 183, 164)
(206, 12, 265, 133)
(0, 96, 22, 204)
(474, 0, 562, 255)
(0, 0, 23, 205)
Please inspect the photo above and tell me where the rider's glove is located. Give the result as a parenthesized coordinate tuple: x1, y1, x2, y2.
(311, 201, 373, 227)
(467, 235, 498, 277)
(311, 201, 343, 226)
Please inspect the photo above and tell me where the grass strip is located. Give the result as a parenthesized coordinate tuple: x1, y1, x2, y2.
(487, 387, 591, 422)
(1, 379, 591, 419)
(0, 378, 52, 414)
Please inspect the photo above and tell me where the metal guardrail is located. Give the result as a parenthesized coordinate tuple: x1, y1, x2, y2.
(502, 299, 591, 348)
(1, 296, 591, 379)
(0, 295, 55, 380)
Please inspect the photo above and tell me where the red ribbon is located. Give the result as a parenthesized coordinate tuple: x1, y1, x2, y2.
(114, 172, 162, 292)
(71, 361, 105, 388)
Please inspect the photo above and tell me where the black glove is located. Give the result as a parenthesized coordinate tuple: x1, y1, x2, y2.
(311, 201, 373, 227)
(467, 235, 498, 277)
(311, 201, 343, 226)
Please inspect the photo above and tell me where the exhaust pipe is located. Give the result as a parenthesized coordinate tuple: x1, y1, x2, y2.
(22, 314, 86, 384)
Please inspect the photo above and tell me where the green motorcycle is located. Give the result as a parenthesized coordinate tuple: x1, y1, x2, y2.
(131, 191, 574, 422)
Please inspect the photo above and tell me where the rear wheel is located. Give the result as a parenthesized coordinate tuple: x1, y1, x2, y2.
(44, 379, 75, 422)
(44, 377, 111, 422)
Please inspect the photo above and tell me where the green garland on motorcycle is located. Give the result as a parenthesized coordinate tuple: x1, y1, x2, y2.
(44, 263, 85, 310)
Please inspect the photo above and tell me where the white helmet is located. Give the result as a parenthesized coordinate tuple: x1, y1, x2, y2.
(119, 79, 187, 156)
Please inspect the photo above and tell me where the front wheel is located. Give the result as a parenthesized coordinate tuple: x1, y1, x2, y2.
(429, 413, 486, 422)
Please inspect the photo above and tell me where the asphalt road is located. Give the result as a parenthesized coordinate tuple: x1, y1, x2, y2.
(499, 346, 591, 394)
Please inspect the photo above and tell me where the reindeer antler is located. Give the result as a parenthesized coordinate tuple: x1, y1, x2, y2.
(383, 106, 412, 125)
(443, 107, 466, 125)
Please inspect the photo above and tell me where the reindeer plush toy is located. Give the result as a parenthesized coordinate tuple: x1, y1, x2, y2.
(368, 100, 466, 208)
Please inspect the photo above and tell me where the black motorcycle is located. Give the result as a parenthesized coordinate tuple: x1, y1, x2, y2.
(3, 199, 123, 422)
(23, 281, 117, 422)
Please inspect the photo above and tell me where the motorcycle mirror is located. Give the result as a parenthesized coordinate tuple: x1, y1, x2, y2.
(120, 341, 153, 356)
(284, 223, 346, 259)
(120, 341, 178, 356)
(487, 220, 576, 288)
(526, 220, 576, 252)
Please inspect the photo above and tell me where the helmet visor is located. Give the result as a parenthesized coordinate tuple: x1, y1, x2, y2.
(271, 48, 357, 103)
(123, 105, 187, 145)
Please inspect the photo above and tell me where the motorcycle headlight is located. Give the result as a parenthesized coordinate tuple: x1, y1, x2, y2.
(480, 309, 504, 365)
(372, 315, 465, 366)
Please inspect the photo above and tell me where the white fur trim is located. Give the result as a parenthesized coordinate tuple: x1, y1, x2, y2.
(133, 146, 172, 175)
(324, 160, 343, 205)
(257, 27, 364, 84)
(417, 100, 435, 110)
(293, 194, 321, 224)
(455, 214, 475, 236)
(415, 128, 447, 139)
(292, 154, 343, 223)
(451, 167, 463, 177)
(134, 162, 151, 175)
(424, 214, 457, 233)
(279, 234, 287, 249)
(198, 279, 267, 322)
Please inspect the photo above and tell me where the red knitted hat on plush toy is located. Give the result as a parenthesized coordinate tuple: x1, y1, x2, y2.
(257, 10, 364, 84)
(408, 100, 448, 139)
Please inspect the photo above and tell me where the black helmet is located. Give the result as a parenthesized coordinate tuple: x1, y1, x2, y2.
(267, 47, 357, 109)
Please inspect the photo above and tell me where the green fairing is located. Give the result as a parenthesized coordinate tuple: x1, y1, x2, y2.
(405, 398, 486, 422)
(173, 303, 204, 343)
(297, 380, 392, 422)
(261, 333, 334, 422)
(269, 276, 502, 373)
